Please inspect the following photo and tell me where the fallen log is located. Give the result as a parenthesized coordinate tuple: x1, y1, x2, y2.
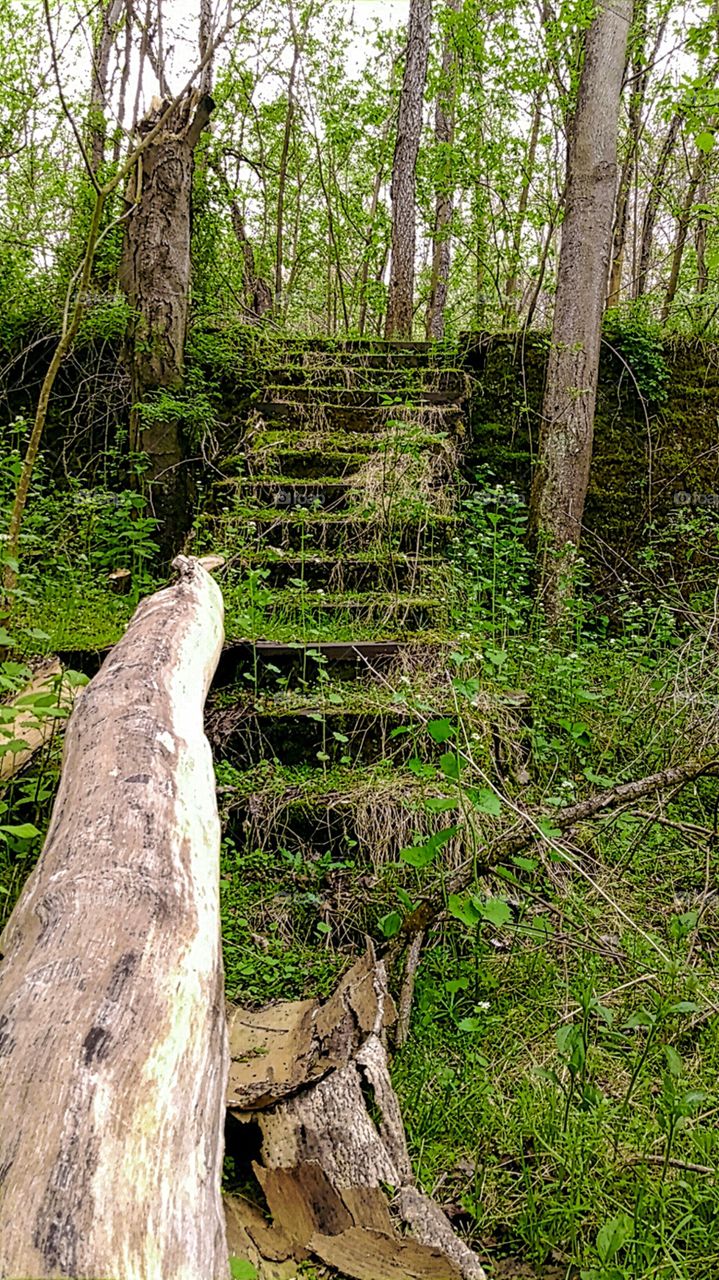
(0, 557, 229, 1280)
(0, 659, 76, 783)
(225, 950, 487, 1280)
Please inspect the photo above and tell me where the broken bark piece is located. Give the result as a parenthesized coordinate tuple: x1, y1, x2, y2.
(228, 953, 487, 1280)
(227, 947, 395, 1110)
(224, 1195, 298, 1279)
(397, 1188, 488, 1280)
(0, 557, 229, 1280)
(309, 1226, 463, 1280)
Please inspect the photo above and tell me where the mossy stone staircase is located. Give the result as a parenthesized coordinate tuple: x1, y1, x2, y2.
(201, 340, 471, 875)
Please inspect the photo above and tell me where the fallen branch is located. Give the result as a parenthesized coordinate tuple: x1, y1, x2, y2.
(0, 557, 229, 1279)
(398, 757, 719, 940)
(0, 659, 75, 783)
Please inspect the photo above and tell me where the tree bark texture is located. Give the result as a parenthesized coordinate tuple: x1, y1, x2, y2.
(89, 0, 126, 174)
(530, 0, 632, 619)
(119, 90, 214, 561)
(426, 0, 460, 339)
(0, 557, 229, 1280)
(661, 148, 705, 323)
(634, 111, 681, 299)
(385, 0, 432, 338)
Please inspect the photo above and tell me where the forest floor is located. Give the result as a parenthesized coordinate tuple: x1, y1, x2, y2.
(2, 337, 719, 1279)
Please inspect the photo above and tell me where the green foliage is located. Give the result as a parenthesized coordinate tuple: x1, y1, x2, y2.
(603, 305, 670, 404)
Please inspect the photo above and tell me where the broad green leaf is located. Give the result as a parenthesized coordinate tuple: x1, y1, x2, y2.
(378, 911, 402, 938)
(439, 751, 461, 780)
(478, 897, 512, 927)
(229, 1259, 257, 1280)
(448, 894, 481, 927)
(513, 855, 538, 872)
(597, 1212, 633, 1262)
(473, 787, 501, 817)
(665, 1045, 683, 1078)
(696, 129, 714, 152)
(427, 718, 455, 744)
(1, 823, 41, 839)
(538, 817, 561, 840)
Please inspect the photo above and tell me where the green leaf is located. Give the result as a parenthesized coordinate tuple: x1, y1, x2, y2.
(445, 977, 470, 994)
(448, 894, 481, 927)
(597, 1212, 633, 1263)
(1, 823, 41, 840)
(474, 787, 501, 817)
(439, 751, 461, 780)
(424, 796, 458, 812)
(400, 825, 458, 869)
(538, 817, 562, 840)
(378, 911, 402, 939)
(427, 718, 455, 743)
(0, 628, 14, 646)
(665, 1045, 683, 1078)
(696, 129, 715, 152)
(457, 1016, 485, 1032)
(229, 1259, 258, 1280)
(478, 897, 512, 927)
(512, 855, 538, 872)
(316, 921, 331, 935)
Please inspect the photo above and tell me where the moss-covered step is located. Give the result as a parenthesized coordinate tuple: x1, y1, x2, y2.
(263, 366, 469, 393)
(201, 510, 457, 555)
(218, 762, 461, 863)
(218, 476, 358, 512)
(259, 590, 449, 632)
(212, 639, 446, 690)
(260, 386, 466, 409)
(208, 702, 434, 768)
(224, 552, 444, 594)
(258, 403, 464, 434)
(243, 448, 374, 480)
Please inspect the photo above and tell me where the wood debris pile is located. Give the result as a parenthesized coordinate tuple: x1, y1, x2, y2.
(224, 948, 486, 1280)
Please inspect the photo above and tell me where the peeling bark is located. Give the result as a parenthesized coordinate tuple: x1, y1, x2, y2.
(0, 558, 229, 1280)
(226, 953, 486, 1280)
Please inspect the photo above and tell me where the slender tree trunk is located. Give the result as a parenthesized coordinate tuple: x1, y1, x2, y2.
(275, 10, 302, 318)
(213, 160, 273, 319)
(119, 90, 214, 561)
(696, 178, 709, 302)
(385, 0, 432, 338)
(661, 149, 705, 323)
(426, 0, 460, 339)
(89, 0, 126, 174)
(0, 558, 229, 1280)
(634, 111, 681, 299)
(530, 0, 633, 621)
(503, 89, 543, 322)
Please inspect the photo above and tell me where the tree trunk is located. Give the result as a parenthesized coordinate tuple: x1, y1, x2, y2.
(661, 148, 705, 323)
(275, 6, 303, 319)
(385, 0, 432, 338)
(530, 0, 633, 621)
(634, 111, 681, 299)
(503, 89, 543, 322)
(89, 0, 126, 174)
(0, 557, 229, 1280)
(696, 177, 709, 304)
(119, 90, 214, 562)
(426, 0, 460, 339)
